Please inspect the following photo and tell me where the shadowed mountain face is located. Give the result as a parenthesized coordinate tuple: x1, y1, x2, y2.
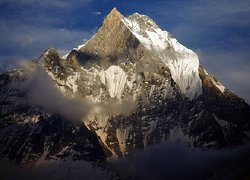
(0, 70, 106, 165)
(0, 7, 250, 172)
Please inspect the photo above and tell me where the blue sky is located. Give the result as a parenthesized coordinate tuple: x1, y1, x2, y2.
(0, 0, 250, 102)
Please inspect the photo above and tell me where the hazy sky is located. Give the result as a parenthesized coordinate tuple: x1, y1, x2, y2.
(0, 0, 250, 102)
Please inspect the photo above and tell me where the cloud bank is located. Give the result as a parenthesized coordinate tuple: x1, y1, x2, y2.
(0, 159, 110, 180)
(113, 142, 250, 180)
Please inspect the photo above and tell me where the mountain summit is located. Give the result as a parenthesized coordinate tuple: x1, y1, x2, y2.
(103, 8, 123, 27)
(1, 8, 250, 168)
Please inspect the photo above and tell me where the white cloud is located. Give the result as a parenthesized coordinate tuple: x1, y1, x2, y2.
(93, 11, 102, 15)
(18, 63, 92, 122)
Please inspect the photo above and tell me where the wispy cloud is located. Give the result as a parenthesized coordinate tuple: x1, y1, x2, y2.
(0, 0, 96, 62)
(151, 0, 250, 27)
(0, 0, 92, 8)
(17, 62, 91, 122)
(93, 11, 102, 15)
(0, 22, 93, 59)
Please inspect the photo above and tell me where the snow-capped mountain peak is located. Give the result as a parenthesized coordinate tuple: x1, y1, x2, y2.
(62, 9, 202, 99)
(1, 8, 249, 167)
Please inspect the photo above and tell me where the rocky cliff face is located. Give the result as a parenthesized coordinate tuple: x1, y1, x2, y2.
(0, 70, 121, 179)
(1, 8, 250, 166)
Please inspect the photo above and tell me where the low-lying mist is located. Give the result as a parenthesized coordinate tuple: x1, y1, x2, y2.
(112, 142, 250, 180)
(16, 61, 137, 123)
(17, 61, 91, 123)
(1, 142, 249, 180)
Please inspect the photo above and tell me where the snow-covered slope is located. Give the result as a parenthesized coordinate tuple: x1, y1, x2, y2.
(122, 13, 202, 99)
(102, 66, 127, 99)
